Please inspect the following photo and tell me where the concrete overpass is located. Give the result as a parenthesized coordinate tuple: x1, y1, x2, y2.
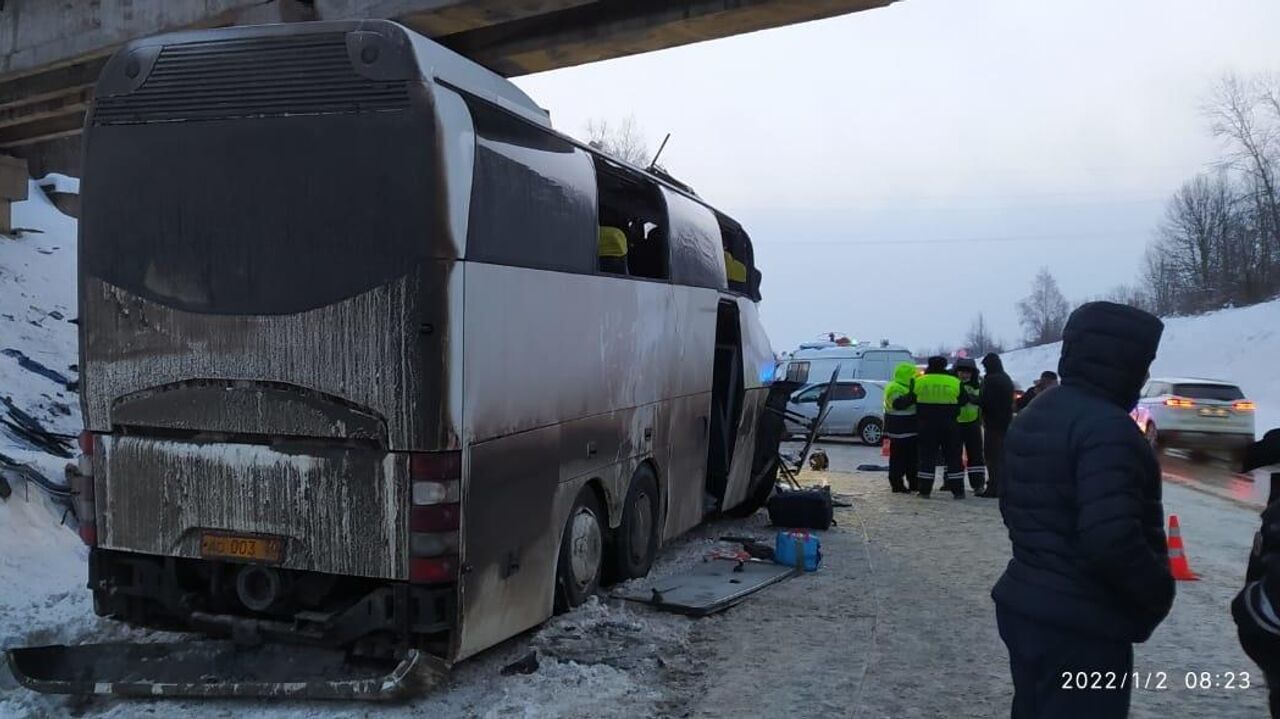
(0, 0, 894, 175)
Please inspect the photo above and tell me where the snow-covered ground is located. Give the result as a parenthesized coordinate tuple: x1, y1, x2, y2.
(1002, 300, 1280, 437)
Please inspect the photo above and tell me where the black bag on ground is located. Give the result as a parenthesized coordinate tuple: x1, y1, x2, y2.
(767, 487, 834, 530)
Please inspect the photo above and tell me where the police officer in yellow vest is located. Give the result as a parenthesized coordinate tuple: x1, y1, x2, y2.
(883, 362, 920, 494)
(914, 356, 970, 498)
(953, 357, 987, 495)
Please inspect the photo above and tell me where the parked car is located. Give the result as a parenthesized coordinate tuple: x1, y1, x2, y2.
(1131, 377, 1256, 458)
(785, 380, 886, 445)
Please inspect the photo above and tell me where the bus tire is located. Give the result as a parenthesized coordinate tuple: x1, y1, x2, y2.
(614, 465, 660, 581)
(554, 486, 605, 613)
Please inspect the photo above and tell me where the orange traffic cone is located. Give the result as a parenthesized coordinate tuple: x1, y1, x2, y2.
(1168, 514, 1200, 581)
(881, 439, 891, 457)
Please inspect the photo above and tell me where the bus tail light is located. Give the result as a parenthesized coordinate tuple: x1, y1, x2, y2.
(1165, 397, 1195, 409)
(410, 556, 459, 584)
(411, 451, 460, 506)
(72, 430, 97, 546)
(407, 451, 460, 583)
(1234, 400, 1257, 411)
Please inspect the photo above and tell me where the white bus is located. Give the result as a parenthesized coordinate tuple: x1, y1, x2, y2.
(19, 20, 791, 698)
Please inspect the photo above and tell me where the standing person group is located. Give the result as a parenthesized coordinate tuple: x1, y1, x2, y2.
(881, 351, 1014, 499)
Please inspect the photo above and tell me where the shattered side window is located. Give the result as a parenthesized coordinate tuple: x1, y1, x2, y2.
(466, 99, 597, 274)
(662, 187, 726, 291)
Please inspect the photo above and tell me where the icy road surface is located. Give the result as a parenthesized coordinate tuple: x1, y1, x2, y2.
(2, 440, 1270, 718)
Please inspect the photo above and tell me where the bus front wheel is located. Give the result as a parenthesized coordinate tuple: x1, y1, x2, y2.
(613, 465, 660, 581)
(554, 487, 605, 612)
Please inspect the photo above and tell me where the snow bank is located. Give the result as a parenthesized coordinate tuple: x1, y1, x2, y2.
(34, 173, 80, 196)
(1, 179, 81, 448)
(1002, 300, 1280, 437)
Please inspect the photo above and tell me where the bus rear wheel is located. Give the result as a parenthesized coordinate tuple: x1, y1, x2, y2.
(613, 465, 660, 581)
(554, 487, 604, 613)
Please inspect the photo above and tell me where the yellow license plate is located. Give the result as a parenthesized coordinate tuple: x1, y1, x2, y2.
(199, 532, 285, 563)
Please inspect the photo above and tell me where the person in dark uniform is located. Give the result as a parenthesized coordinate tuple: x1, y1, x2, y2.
(977, 352, 1015, 498)
(883, 361, 920, 493)
(1015, 370, 1058, 412)
(1233, 429, 1280, 716)
(993, 302, 1174, 718)
(953, 357, 986, 495)
(914, 356, 968, 499)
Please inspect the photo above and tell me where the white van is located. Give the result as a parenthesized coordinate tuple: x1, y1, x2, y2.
(778, 342, 914, 385)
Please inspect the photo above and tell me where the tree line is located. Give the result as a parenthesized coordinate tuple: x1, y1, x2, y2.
(989, 72, 1280, 353)
(1140, 73, 1280, 317)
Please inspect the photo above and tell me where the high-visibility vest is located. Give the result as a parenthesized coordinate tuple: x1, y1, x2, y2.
(915, 372, 961, 405)
(958, 384, 980, 423)
(883, 381, 915, 416)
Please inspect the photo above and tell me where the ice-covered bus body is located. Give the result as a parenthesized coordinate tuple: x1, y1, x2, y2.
(75, 21, 783, 664)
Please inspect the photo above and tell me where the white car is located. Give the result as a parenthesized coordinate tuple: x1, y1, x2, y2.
(1131, 377, 1256, 458)
(784, 380, 886, 445)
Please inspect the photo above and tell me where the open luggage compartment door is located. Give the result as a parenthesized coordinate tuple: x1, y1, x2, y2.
(6, 641, 445, 700)
(613, 558, 799, 616)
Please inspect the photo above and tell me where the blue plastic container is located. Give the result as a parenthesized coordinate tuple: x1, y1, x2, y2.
(775, 530, 822, 571)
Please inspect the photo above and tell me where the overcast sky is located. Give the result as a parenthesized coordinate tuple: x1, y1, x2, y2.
(513, 0, 1280, 354)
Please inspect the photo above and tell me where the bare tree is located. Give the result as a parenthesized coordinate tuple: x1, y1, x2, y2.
(585, 116, 650, 166)
(965, 313, 1004, 356)
(1135, 72, 1280, 318)
(1206, 73, 1280, 289)
(1017, 267, 1070, 347)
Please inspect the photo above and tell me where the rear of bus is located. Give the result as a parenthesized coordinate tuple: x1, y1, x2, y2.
(75, 22, 463, 659)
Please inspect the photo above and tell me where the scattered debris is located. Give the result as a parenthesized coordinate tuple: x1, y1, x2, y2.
(719, 535, 776, 562)
(0, 451, 70, 500)
(808, 447, 829, 471)
(501, 651, 540, 676)
(1, 348, 72, 385)
(1, 396, 73, 458)
(613, 558, 799, 616)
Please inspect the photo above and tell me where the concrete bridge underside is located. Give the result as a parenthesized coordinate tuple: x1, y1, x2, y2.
(0, 0, 894, 175)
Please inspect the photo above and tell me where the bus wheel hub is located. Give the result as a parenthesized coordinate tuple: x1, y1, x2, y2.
(568, 508, 602, 591)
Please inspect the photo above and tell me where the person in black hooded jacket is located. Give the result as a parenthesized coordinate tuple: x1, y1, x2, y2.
(977, 352, 1014, 498)
(1233, 429, 1280, 716)
(992, 301, 1174, 718)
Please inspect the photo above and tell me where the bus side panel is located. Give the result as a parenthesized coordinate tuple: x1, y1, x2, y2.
(458, 265, 713, 656)
(720, 297, 778, 511)
(457, 424, 561, 660)
(720, 389, 769, 510)
(659, 392, 714, 540)
(461, 266, 690, 443)
(659, 288, 720, 540)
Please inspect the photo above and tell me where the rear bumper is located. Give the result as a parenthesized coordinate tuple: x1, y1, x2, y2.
(90, 548, 455, 650)
(1160, 430, 1253, 451)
